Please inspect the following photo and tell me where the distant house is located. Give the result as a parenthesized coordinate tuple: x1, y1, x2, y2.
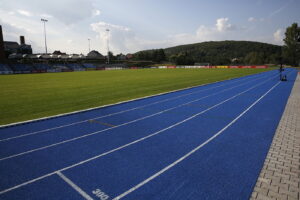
(4, 41, 19, 54)
(231, 58, 239, 63)
(53, 50, 66, 55)
(126, 53, 133, 59)
(4, 36, 32, 56)
(69, 54, 85, 60)
(87, 50, 104, 59)
(116, 53, 126, 60)
(19, 43, 32, 54)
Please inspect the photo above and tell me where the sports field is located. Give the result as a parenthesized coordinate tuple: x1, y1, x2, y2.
(0, 68, 270, 125)
(0, 68, 296, 199)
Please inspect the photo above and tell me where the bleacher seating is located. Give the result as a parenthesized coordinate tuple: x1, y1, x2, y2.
(67, 64, 85, 71)
(52, 64, 72, 72)
(102, 64, 127, 70)
(0, 64, 13, 74)
(11, 64, 34, 73)
(82, 63, 96, 70)
(33, 63, 53, 71)
(0, 62, 131, 75)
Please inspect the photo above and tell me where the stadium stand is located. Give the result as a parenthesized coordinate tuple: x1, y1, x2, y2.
(82, 63, 96, 70)
(67, 63, 85, 71)
(0, 63, 13, 74)
(33, 63, 53, 72)
(104, 64, 127, 70)
(11, 63, 34, 74)
(95, 63, 127, 70)
(52, 64, 73, 72)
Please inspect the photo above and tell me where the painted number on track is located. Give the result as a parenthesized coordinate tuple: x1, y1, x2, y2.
(92, 188, 110, 200)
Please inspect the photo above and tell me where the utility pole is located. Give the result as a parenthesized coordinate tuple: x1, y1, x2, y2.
(88, 38, 91, 53)
(41, 18, 48, 54)
(106, 29, 110, 64)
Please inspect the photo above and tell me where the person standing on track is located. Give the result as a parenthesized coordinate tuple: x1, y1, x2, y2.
(279, 64, 283, 80)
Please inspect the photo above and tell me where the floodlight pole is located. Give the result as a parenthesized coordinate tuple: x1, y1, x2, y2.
(41, 18, 48, 54)
(106, 29, 110, 64)
(88, 38, 91, 53)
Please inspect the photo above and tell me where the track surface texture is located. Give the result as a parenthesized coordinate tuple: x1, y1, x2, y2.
(250, 70, 300, 200)
(0, 69, 297, 200)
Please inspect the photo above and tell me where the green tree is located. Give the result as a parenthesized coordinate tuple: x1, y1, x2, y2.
(108, 51, 115, 60)
(170, 52, 194, 65)
(155, 49, 166, 62)
(283, 23, 300, 66)
(244, 52, 264, 65)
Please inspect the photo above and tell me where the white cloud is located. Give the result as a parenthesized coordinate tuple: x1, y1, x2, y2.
(216, 18, 235, 32)
(89, 18, 241, 54)
(17, 9, 32, 17)
(248, 17, 256, 22)
(40, 13, 53, 19)
(91, 21, 136, 54)
(1, 0, 95, 25)
(92, 9, 101, 16)
(158, 18, 238, 48)
(273, 29, 284, 44)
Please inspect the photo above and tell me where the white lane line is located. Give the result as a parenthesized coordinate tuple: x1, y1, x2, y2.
(56, 171, 94, 200)
(112, 81, 281, 200)
(0, 74, 278, 196)
(0, 73, 274, 162)
(0, 71, 270, 142)
(1, 71, 267, 130)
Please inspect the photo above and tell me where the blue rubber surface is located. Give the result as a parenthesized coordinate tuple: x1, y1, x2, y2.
(0, 69, 296, 200)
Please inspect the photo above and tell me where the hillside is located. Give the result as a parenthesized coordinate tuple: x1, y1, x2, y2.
(134, 40, 282, 65)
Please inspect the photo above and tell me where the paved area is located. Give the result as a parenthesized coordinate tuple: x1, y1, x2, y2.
(251, 71, 300, 200)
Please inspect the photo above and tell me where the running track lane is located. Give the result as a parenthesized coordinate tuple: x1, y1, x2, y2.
(0, 71, 275, 160)
(0, 69, 296, 200)
(0, 70, 272, 140)
(0, 71, 276, 192)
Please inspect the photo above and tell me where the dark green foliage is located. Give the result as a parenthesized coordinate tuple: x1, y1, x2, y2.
(283, 23, 300, 67)
(108, 51, 116, 60)
(134, 41, 282, 65)
(133, 49, 166, 63)
(169, 52, 194, 65)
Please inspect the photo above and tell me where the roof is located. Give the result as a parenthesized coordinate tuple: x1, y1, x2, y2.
(4, 41, 19, 45)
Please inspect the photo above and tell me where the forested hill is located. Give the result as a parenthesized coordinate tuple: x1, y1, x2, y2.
(133, 40, 282, 65)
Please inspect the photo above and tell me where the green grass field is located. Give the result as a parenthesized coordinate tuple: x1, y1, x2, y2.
(0, 68, 271, 125)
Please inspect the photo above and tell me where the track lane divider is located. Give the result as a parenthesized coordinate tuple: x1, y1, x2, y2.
(0, 71, 273, 142)
(0, 72, 280, 195)
(56, 171, 94, 200)
(112, 81, 282, 200)
(0, 73, 277, 161)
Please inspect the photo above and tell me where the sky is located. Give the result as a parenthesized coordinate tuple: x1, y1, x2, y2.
(0, 0, 299, 55)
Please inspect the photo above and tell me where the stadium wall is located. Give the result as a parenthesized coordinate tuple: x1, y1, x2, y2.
(0, 64, 268, 75)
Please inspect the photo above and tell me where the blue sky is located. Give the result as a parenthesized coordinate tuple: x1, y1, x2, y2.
(0, 0, 299, 54)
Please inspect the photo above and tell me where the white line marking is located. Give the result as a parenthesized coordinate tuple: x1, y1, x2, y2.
(0, 71, 270, 142)
(0, 173, 55, 195)
(56, 171, 94, 200)
(0, 81, 228, 142)
(112, 81, 281, 200)
(0, 74, 274, 161)
(0, 73, 278, 195)
(0, 71, 267, 129)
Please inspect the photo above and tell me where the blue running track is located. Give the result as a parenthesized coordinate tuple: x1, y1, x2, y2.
(0, 69, 297, 200)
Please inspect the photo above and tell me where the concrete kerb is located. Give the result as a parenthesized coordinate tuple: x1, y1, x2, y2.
(250, 70, 300, 200)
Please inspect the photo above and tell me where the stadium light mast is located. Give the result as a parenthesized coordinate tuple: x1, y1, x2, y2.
(41, 18, 48, 54)
(106, 29, 110, 64)
(88, 38, 91, 53)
